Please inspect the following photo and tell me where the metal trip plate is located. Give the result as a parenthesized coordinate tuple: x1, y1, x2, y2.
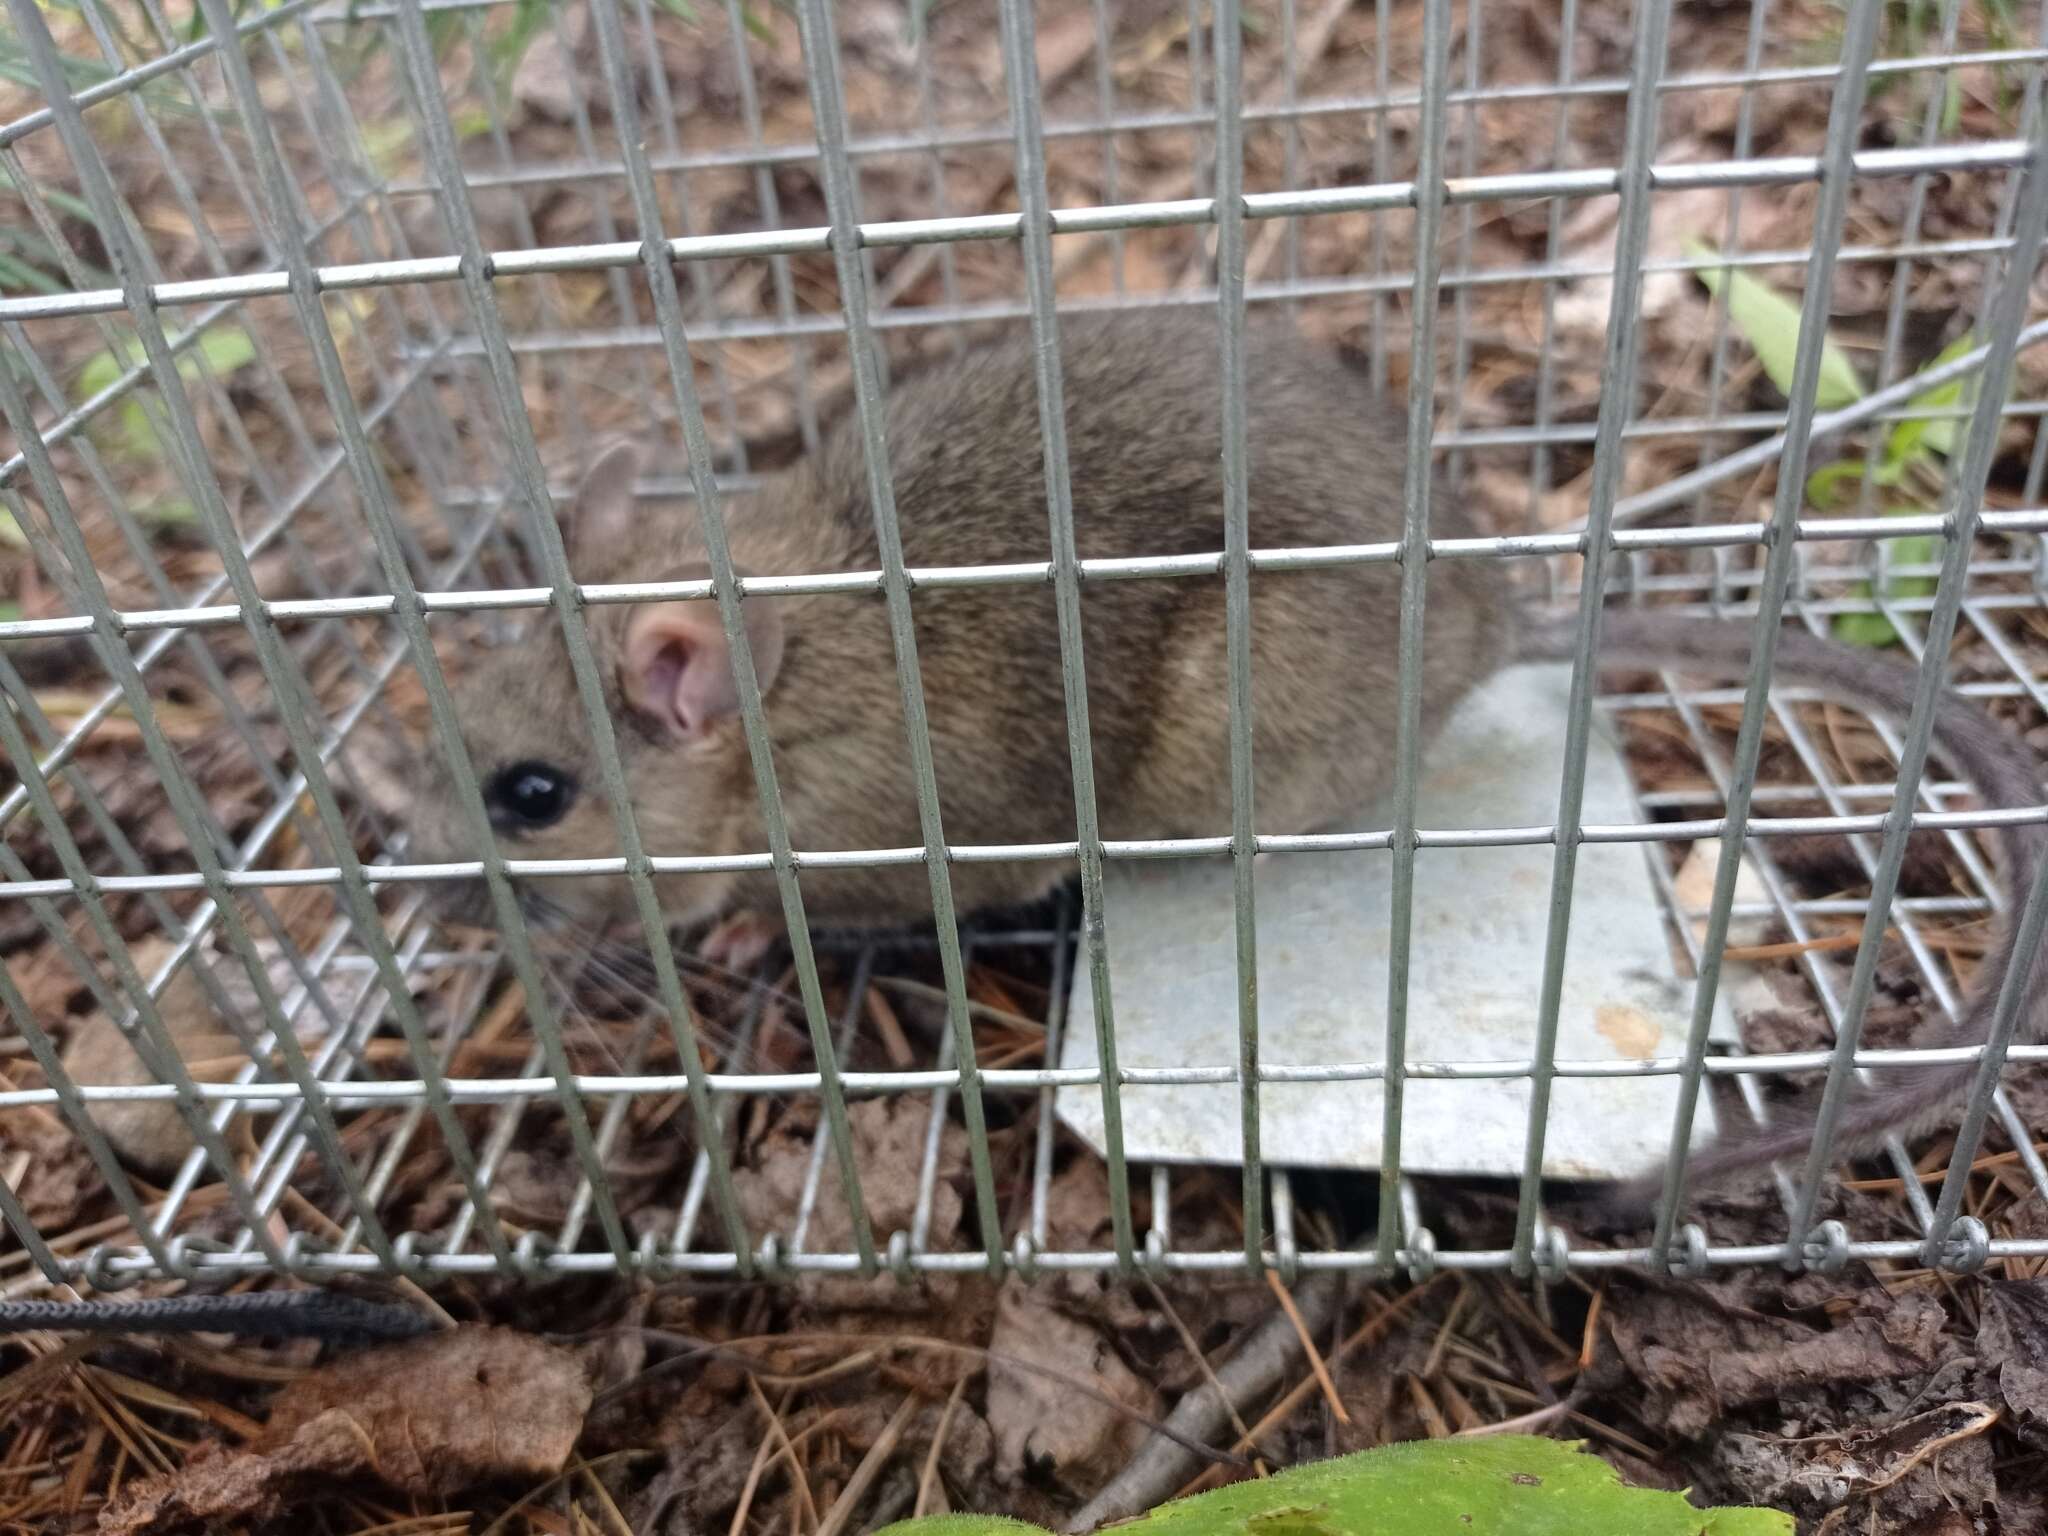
(1056, 661, 1737, 1181)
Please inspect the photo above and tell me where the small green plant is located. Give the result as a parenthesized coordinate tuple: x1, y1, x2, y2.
(71, 321, 256, 485)
(1688, 240, 1995, 649)
(871, 1437, 1790, 1534)
(0, 164, 105, 298)
(1835, 1, 2027, 124)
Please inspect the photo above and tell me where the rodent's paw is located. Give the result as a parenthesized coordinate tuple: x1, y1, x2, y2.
(698, 911, 784, 974)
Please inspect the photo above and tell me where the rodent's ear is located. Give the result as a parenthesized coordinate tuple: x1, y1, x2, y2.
(620, 582, 785, 743)
(563, 437, 641, 571)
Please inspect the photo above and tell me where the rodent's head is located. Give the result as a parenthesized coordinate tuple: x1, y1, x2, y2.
(407, 440, 783, 944)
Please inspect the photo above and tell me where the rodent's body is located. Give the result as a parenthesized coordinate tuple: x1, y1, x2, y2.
(422, 313, 1508, 932)
(412, 310, 2045, 1215)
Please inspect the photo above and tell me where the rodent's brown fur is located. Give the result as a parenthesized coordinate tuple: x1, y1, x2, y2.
(411, 309, 2045, 1216)
(412, 311, 1508, 930)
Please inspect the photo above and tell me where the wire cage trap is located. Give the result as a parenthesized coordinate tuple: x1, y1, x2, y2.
(0, 0, 2044, 1298)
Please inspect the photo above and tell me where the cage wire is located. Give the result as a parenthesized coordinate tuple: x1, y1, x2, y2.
(0, 0, 2043, 1294)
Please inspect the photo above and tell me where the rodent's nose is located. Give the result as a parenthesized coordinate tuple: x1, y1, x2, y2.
(417, 869, 494, 931)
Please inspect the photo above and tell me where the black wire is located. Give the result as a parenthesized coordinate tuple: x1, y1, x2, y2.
(0, 1290, 438, 1342)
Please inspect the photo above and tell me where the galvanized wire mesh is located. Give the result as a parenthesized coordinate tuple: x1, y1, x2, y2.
(0, 0, 2044, 1291)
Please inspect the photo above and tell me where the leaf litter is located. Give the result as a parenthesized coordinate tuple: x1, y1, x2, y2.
(98, 1328, 592, 1534)
(2, 0, 2046, 1533)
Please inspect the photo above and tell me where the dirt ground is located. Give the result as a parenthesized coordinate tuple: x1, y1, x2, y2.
(2, 0, 2047, 1532)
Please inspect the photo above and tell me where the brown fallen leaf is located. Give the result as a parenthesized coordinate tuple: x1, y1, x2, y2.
(733, 1094, 967, 1258)
(100, 1327, 591, 1533)
(985, 1279, 1159, 1494)
(0, 1113, 97, 1234)
(60, 949, 250, 1180)
(1977, 1276, 2048, 1428)
(1715, 1401, 2001, 1516)
(59, 939, 351, 1178)
(1602, 1279, 1954, 1438)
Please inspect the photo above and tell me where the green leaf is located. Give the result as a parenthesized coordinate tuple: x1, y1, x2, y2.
(1833, 532, 1939, 650)
(1686, 238, 1865, 410)
(488, 0, 554, 89)
(741, 3, 776, 42)
(0, 601, 22, 624)
(425, 8, 465, 56)
(1834, 607, 1900, 648)
(1805, 459, 1867, 509)
(874, 1439, 1791, 1535)
(0, 508, 27, 549)
(1805, 453, 1912, 509)
(71, 324, 257, 464)
(360, 116, 415, 177)
(143, 497, 199, 526)
(194, 324, 258, 378)
(1887, 331, 1978, 465)
(0, 250, 65, 297)
(655, 0, 701, 20)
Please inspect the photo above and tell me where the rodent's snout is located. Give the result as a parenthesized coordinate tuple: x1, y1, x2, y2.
(395, 756, 498, 931)
(419, 873, 496, 932)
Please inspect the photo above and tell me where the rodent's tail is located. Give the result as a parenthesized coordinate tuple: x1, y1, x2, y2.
(1521, 610, 2047, 1219)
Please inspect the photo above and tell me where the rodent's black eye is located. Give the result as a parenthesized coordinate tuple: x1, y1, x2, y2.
(487, 761, 574, 832)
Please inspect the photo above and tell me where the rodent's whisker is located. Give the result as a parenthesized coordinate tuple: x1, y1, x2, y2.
(525, 913, 772, 1073)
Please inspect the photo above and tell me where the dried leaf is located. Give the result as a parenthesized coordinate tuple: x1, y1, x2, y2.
(100, 1327, 591, 1533)
(511, 28, 578, 121)
(59, 939, 342, 1177)
(733, 1094, 967, 1257)
(1603, 1281, 1952, 1437)
(1714, 1402, 1999, 1517)
(985, 1280, 1159, 1492)
(1977, 1277, 2048, 1425)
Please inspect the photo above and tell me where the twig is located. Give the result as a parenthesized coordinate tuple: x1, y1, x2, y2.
(1168, 1276, 1454, 1505)
(913, 1376, 967, 1519)
(580, 1466, 635, 1536)
(1722, 930, 1892, 963)
(1433, 1371, 1485, 1433)
(477, 1450, 656, 1536)
(1065, 1270, 1349, 1533)
(277, 1188, 454, 1330)
(1577, 1285, 1605, 1374)
(871, 975, 1045, 1035)
(864, 986, 916, 1068)
(1405, 1374, 1451, 1439)
(1454, 1396, 1579, 1439)
(1418, 1279, 1471, 1381)
(746, 1372, 821, 1535)
(624, 1330, 1231, 1467)
(813, 1393, 918, 1536)
(1145, 1278, 1266, 1474)
(1264, 1271, 1350, 1425)
(728, 1385, 786, 1536)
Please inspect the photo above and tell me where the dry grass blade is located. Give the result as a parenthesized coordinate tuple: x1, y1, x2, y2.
(1145, 1278, 1266, 1474)
(1173, 1274, 1455, 1501)
(913, 1375, 968, 1520)
(1264, 1271, 1350, 1426)
(812, 1392, 918, 1536)
(745, 1371, 822, 1533)
(726, 1396, 784, 1536)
